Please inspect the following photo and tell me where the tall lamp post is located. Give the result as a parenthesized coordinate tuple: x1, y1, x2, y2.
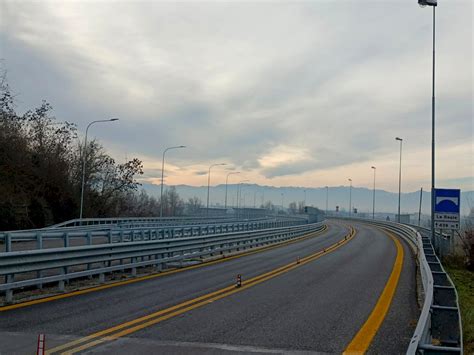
(160, 145, 186, 217)
(225, 171, 240, 209)
(281, 192, 284, 212)
(207, 163, 226, 216)
(348, 179, 352, 216)
(236, 179, 249, 218)
(396, 137, 403, 222)
(80, 118, 119, 220)
(418, 0, 437, 241)
(371, 166, 376, 219)
(325, 186, 329, 215)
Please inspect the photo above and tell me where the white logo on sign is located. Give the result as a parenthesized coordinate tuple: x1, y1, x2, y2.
(436, 197, 459, 206)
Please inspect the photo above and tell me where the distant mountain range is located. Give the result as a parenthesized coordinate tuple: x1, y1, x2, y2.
(142, 183, 473, 216)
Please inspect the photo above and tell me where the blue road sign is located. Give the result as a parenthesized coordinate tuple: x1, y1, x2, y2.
(434, 189, 461, 214)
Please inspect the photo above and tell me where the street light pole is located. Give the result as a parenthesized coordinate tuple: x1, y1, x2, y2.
(236, 180, 249, 218)
(418, 0, 437, 241)
(160, 145, 186, 217)
(80, 118, 119, 220)
(207, 163, 226, 216)
(325, 186, 329, 215)
(371, 166, 376, 219)
(396, 137, 403, 222)
(303, 189, 306, 207)
(225, 172, 240, 209)
(348, 179, 352, 216)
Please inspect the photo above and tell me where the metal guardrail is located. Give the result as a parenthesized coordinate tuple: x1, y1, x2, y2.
(332, 217, 463, 354)
(48, 215, 308, 228)
(0, 218, 306, 252)
(50, 216, 237, 228)
(0, 222, 325, 303)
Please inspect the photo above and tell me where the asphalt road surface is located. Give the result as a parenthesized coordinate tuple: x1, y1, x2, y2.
(0, 220, 418, 354)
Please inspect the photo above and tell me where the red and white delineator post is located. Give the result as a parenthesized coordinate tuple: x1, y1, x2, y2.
(236, 274, 242, 288)
(37, 334, 45, 355)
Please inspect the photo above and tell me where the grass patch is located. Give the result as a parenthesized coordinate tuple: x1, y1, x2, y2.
(445, 264, 474, 353)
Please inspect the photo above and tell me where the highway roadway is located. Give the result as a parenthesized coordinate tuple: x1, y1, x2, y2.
(0, 220, 419, 354)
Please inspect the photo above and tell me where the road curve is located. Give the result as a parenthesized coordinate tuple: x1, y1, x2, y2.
(0, 220, 419, 354)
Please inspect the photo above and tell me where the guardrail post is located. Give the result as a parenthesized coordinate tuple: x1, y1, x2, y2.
(5, 274, 14, 303)
(34, 233, 44, 288)
(64, 233, 70, 247)
(36, 233, 43, 250)
(86, 232, 93, 275)
(5, 233, 12, 252)
(58, 268, 66, 292)
(161, 253, 167, 270)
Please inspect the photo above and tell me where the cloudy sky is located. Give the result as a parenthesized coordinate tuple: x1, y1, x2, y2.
(1, 0, 472, 192)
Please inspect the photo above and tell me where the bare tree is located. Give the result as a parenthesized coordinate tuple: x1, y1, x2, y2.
(185, 196, 203, 215)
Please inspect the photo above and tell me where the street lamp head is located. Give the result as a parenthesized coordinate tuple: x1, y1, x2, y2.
(109, 118, 119, 121)
(209, 162, 227, 170)
(418, 0, 437, 7)
(371, 166, 376, 169)
(348, 178, 352, 182)
(395, 137, 403, 141)
(178, 145, 186, 148)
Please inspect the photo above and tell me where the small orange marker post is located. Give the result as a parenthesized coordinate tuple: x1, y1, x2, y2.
(236, 274, 242, 288)
(37, 334, 45, 355)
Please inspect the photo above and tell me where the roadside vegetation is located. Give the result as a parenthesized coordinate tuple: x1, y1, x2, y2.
(444, 222, 474, 353)
(444, 263, 474, 353)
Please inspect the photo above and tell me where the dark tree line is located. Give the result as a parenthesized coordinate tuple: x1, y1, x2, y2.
(0, 72, 199, 230)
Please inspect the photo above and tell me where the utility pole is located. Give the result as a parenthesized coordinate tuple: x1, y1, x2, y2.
(418, 187, 423, 226)
(418, 0, 437, 241)
(371, 166, 376, 219)
(348, 179, 352, 216)
(325, 186, 329, 215)
(80, 118, 119, 220)
(395, 137, 403, 223)
(160, 145, 186, 217)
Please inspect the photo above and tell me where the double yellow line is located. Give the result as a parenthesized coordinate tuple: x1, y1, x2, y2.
(47, 226, 356, 354)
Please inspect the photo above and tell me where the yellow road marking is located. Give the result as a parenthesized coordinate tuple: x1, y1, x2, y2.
(343, 230, 404, 354)
(47, 227, 356, 354)
(1, 225, 328, 312)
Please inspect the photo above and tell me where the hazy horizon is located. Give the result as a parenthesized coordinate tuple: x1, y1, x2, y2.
(143, 182, 474, 216)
